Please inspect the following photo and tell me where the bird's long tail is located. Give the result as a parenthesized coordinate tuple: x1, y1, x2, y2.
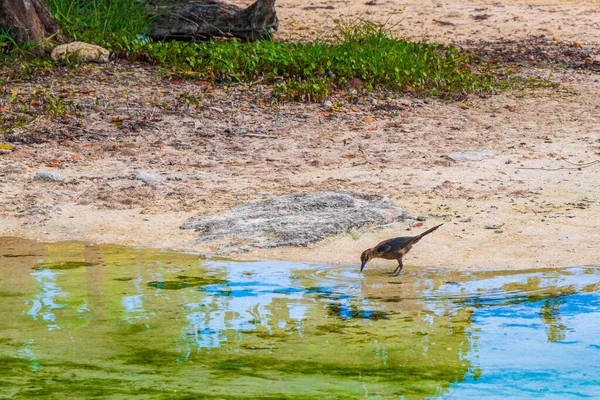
(413, 223, 443, 242)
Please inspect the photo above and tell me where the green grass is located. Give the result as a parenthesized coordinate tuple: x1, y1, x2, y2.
(45, 0, 153, 49)
(122, 20, 496, 100)
(1, 0, 498, 101)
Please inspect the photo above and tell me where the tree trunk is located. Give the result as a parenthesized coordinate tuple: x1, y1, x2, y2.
(0, 0, 64, 49)
(147, 0, 278, 41)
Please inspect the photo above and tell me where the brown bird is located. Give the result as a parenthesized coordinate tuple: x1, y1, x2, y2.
(360, 224, 443, 275)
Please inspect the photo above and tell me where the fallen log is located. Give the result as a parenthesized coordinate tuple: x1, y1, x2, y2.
(147, 0, 278, 41)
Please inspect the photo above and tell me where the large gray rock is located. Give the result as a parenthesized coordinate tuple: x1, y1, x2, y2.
(182, 191, 412, 250)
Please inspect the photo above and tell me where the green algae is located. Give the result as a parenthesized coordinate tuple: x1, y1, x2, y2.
(147, 275, 227, 290)
(0, 236, 475, 399)
(35, 261, 96, 270)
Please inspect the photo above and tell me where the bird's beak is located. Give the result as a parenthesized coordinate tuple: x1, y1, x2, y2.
(360, 261, 367, 271)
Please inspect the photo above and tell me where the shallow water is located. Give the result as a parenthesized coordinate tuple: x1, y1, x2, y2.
(0, 237, 599, 399)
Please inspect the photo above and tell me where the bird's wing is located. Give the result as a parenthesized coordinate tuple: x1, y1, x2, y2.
(376, 237, 415, 253)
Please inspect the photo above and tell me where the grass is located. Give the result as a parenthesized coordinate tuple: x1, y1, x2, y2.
(1, 0, 499, 102)
(45, 0, 153, 49)
(122, 19, 497, 101)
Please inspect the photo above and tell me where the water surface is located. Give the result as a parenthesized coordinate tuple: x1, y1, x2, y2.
(0, 237, 599, 399)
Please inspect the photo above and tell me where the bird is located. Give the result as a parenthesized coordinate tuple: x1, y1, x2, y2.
(360, 224, 443, 275)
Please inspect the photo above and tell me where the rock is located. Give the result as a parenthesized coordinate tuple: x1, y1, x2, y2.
(34, 171, 65, 182)
(323, 100, 333, 108)
(448, 150, 493, 162)
(134, 172, 163, 183)
(51, 41, 110, 64)
(2, 162, 26, 174)
(22, 205, 62, 216)
(182, 191, 412, 251)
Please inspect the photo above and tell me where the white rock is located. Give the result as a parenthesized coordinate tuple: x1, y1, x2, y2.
(51, 41, 110, 64)
(135, 172, 162, 183)
(448, 150, 494, 162)
(35, 171, 65, 182)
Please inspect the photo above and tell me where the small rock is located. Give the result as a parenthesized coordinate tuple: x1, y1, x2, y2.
(51, 41, 110, 64)
(52, 191, 69, 199)
(416, 216, 427, 221)
(448, 150, 493, 162)
(135, 172, 162, 183)
(35, 171, 65, 182)
(323, 100, 333, 108)
(554, 132, 562, 138)
(3, 162, 26, 174)
(485, 223, 505, 230)
(22, 205, 62, 216)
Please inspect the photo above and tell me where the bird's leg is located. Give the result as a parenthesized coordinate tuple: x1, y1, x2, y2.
(393, 258, 404, 276)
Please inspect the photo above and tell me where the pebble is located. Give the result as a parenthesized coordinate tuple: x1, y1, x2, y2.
(323, 100, 333, 108)
(417, 216, 427, 221)
(135, 172, 162, 183)
(35, 171, 65, 182)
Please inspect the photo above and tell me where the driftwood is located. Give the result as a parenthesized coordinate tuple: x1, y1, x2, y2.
(147, 0, 278, 41)
(0, 0, 64, 51)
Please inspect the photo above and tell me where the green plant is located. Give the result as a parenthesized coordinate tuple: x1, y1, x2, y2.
(116, 19, 497, 100)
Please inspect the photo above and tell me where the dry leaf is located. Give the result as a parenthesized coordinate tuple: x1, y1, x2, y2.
(363, 117, 375, 123)
(342, 154, 356, 159)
